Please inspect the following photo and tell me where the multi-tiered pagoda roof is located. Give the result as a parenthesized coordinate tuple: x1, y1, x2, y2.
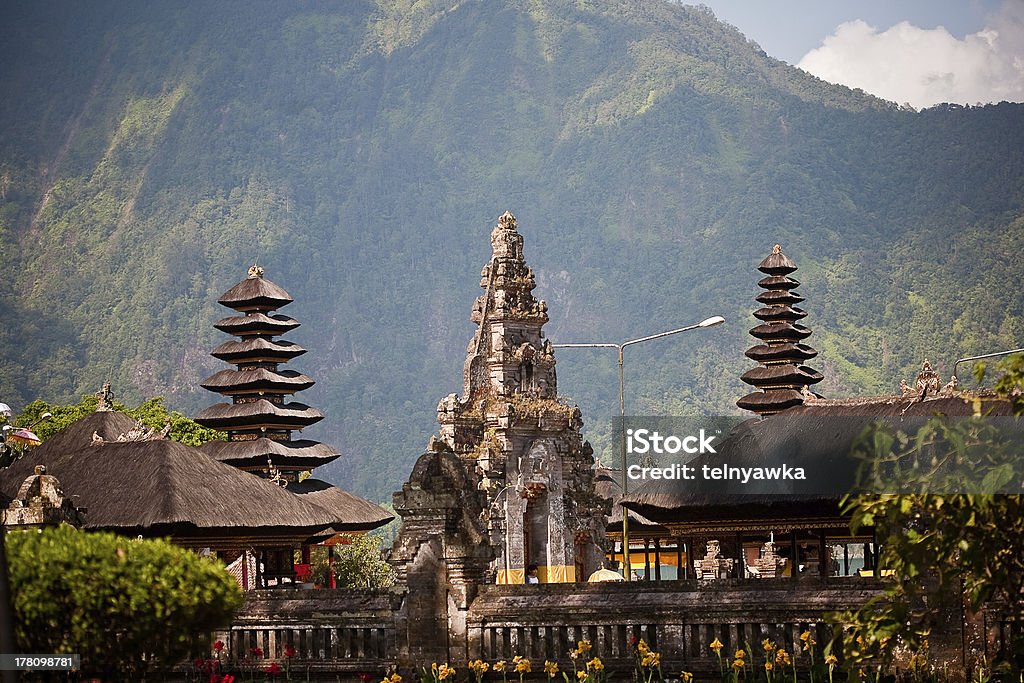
(736, 245, 823, 417)
(196, 265, 339, 475)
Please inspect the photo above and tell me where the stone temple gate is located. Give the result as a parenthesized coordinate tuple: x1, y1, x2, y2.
(392, 212, 608, 587)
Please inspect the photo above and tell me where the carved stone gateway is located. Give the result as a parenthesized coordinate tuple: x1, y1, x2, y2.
(393, 213, 607, 593)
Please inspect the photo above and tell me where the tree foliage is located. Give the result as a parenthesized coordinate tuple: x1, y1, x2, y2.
(5, 525, 243, 676)
(833, 354, 1024, 668)
(310, 533, 397, 589)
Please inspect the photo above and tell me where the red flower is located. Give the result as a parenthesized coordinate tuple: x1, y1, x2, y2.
(220, 676, 236, 683)
(284, 645, 296, 658)
(358, 674, 373, 683)
(266, 662, 282, 675)
(250, 647, 263, 658)
(193, 658, 205, 669)
(628, 635, 639, 646)
(212, 640, 225, 652)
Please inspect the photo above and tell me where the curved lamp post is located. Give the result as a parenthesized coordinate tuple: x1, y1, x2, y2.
(554, 315, 725, 581)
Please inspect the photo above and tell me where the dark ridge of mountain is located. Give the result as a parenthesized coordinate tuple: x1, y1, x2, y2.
(1, 0, 1022, 501)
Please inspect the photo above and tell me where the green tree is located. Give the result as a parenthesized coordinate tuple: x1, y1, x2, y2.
(318, 533, 396, 589)
(833, 354, 1024, 668)
(6, 525, 243, 676)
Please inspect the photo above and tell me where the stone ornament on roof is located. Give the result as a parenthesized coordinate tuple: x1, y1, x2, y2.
(2, 464, 84, 528)
(96, 382, 115, 412)
(247, 263, 264, 279)
(898, 359, 955, 400)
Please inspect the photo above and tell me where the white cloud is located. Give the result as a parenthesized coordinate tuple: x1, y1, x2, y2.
(796, 2, 1024, 108)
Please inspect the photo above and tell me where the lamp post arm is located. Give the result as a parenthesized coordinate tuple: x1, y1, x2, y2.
(621, 323, 703, 348)
(952, 348, 1024, 382)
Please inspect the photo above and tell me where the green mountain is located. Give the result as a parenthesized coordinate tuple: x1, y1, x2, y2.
(2, 1, 1023, 501)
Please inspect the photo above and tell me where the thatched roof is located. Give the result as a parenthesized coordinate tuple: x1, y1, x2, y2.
(0, 439, 339, 537)
(214, 313, 300, 336)
(218, 274, 293, 310)
(199, 437, 340, 469)
(622, 393, 1017, 530)
(200, 368, 314, 393)
(30, 410, 138, 457)
(211, 337, 306, 363)
(285, 478, 393, 531)
(1, 412, 390, 544)
(194, 400, 324, 430)
(593, 467, 666, 535)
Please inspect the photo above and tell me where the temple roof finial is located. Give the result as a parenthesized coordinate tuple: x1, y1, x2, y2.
(498, 210, 517, 231)
(96, 382, 115, 412)
(247, 264, 264, 279)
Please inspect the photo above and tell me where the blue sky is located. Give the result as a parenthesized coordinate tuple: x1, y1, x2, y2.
(694, 0, 1023, 107)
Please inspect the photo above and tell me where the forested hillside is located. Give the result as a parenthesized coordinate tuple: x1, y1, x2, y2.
(2, 0, 1023, 501)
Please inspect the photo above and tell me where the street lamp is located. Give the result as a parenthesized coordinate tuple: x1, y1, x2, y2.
(554, 315, 725, 581)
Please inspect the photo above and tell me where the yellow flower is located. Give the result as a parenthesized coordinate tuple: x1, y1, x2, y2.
(800, 631, 816, 651)
(586, 657, 604, 672)
(709, 638, 724, 654)
(732, 659, 744, 670)
(576, 672, 586, 681)
(469, 660, 490, 675)
(569, 650, 579, 660)
(637, 639, 650, 655)
(734, 649, 746, 660)
(515, 658, 532, 674)
(640, 651, 661, 668)
(762, 638, 776, 653)
(438, 664, 455, 681)
(680, 672, 693, 683)
(775, 650, 791, 667)
(825, 654, 838, 668)
(494, 660, 507, 673)
(577, 640, 592, 654)
(764, 662, 774, 672)
(544, 660, 559, 677)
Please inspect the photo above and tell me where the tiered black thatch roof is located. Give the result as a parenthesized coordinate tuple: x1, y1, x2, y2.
(737, 245, 822, 417)
(196, 265, 340, 474)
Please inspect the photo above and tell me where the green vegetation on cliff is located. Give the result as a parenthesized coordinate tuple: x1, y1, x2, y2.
(1, 1, 1022, 500)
